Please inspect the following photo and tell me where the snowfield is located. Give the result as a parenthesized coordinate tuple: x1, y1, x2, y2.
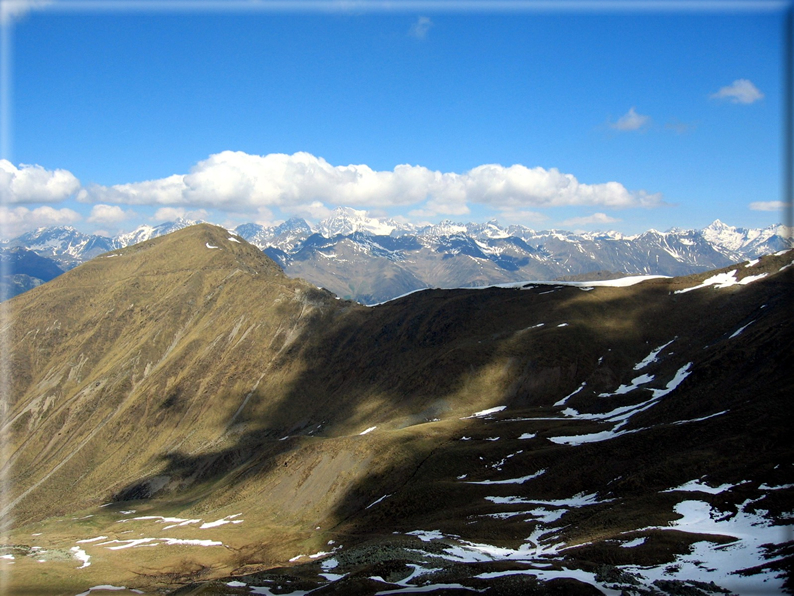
(674, 269, 768, 293)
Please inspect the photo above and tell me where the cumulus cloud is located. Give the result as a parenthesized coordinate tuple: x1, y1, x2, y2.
(711, 79, 764, 104)
(87, 204, 135, 224)
(76, 151, 662, 220)
(408, 16, 433, 39)
(0, 159, 81, 204)
(289, 201, 334, 221)
(749, 200, 789, 212)
(609, 107, 650, 132)
(0, 205, 81, 237)
(77, 173, 185, 206)
(152, 207, 208, 222)
(560, 212, 621, 227)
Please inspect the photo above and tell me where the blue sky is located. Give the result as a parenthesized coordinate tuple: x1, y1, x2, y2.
(0, 0, 789, 238)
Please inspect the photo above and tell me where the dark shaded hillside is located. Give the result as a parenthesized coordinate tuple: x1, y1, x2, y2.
(0, 247, 64, 300)
(1, 225, 792, 596)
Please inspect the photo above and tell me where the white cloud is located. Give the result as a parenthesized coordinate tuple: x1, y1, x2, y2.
(408, 16, 433, 39)
(452, 164, 661, 208)
(609, 107, 650, 131)
(77, 173, 185, 206)
(87, 204, 135, 224)
(75, 151, 663, 218)
(749, 200, 789, 212)
(152, 207, 208, 221)
(289, 201, 333, 221)
(493, 209, 549, 224)
(408, 207, 438, 219)
(0, 160, 80, 204)
(153, 207, 187, 221)
(0, 205, 81, 238)
(711, 79, 764, 104)
(560, 212, 621, 227)
(252, 207, 276, 226)
(424, 194, 471, 217)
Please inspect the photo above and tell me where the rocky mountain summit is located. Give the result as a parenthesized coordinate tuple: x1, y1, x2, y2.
(2, 210, 790, 303)
(1, 224, 791, 595)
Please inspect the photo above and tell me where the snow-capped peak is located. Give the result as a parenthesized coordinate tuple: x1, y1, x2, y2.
(115, 218, 200, 248)
(316, 207, 397, 237)
(423, 220, 468, 238)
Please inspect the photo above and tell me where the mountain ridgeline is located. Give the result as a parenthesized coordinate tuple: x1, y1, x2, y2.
(2, 210, 791, 303)
(1, 224, 792, 595)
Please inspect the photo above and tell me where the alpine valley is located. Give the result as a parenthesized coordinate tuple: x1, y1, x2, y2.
(1, 208, 791, 304)
(1, 223, 792, 596)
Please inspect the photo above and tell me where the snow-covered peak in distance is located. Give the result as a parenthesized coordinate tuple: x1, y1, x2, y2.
(701, 219, 753, 253)
(464, 220, 511, 239)
(13, 225, 80, 245)
(114, 218, 201, 248)
(422, 220, 469, 238)
(315, 206, 404, 237)
(701, 219, 792, 258)
(9, 226, 110, 253)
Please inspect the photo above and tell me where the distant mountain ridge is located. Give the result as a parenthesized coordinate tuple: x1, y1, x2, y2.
(2, 208, 790, 303)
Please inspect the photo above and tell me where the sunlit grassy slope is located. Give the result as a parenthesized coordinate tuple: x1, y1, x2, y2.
(1, 224, 791, 595)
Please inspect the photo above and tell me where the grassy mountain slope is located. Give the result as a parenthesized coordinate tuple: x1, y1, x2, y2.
(1, 225, 791, 595)
(3, 225, 348, 523)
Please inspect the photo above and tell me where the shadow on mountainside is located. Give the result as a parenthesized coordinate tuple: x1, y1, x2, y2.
(108, 259, 792, 578)
(110, 281, 661, 497)
(313, 269, 794, 581)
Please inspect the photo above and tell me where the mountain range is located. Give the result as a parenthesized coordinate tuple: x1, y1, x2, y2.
(2, 208, 791, 303)
(1, 223, 792, 595)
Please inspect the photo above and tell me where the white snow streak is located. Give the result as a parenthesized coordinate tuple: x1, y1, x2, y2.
(730, 320, 755, 338)
(97, 537, 223, 550)
(633, 339, 675, 370)
(485, 492, 608, 508)
(620, 537, 647, 548)
(74, 586, 143, 596)
(670, 410, 729, 426)
(132, 515, 199, 526)
(760, 483, 794, 491)
(70, 546, 90, 569)
(649, 362, 692, 398)
(554, 382, 585, 406)
(675, 270, 768, 293)
(200, 514, 243, 529)
(599, 373, 655, 397)
(662, 479, 739, 494)
(76, 536, 108, 543)
(465, 469, 545, 485)
(366, 494, 392, 509)
(407, 529, 449, 542)
(462, 406, 506, 419)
